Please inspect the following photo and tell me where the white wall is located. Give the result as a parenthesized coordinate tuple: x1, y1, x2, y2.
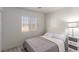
(46, 7, 79, 33)
(46, 13, 66, 33)
(2, 7, 45, 50)
(0, 11, 2, 51)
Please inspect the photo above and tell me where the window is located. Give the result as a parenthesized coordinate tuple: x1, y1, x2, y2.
(21, 16, 37, 32)
(30, 16, 37, 31)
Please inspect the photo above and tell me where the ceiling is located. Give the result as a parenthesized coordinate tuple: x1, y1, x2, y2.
(23, 7, 64, 13)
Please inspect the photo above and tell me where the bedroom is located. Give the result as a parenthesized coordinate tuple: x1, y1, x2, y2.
(0, 7, 79, 52)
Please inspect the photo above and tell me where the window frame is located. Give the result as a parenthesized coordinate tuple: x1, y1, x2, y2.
(21, 16, 38, 32)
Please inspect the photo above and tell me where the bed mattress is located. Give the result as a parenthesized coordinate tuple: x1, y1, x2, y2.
(23, 37, 59, 52)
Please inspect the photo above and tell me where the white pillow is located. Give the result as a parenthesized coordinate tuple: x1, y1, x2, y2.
(57, 34, 66, 42)
(44, 32, 54, 37)
(52, 33, 66, 42)
(52, 33, 60, 37)
(44, 32, 66, 42)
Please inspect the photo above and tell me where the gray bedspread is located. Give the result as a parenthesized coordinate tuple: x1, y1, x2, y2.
(23, 37, 59, 52)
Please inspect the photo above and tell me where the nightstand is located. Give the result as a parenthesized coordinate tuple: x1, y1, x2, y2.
(67, 36, 79, 52)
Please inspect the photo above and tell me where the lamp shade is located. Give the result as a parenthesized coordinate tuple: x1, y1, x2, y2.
(64, 16, 79, 22)
(67, 23, 78, 28)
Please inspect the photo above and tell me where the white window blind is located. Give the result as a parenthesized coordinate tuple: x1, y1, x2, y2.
(21, 16, 38, 32)
(30, 16, 37, 31)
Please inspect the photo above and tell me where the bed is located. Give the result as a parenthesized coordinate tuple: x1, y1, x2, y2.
(23, 32, 66, 52)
